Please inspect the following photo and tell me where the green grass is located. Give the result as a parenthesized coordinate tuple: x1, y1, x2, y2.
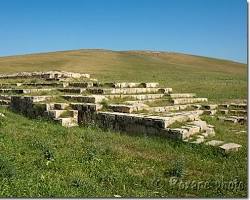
(59, 110, 73, 118)
(0, 107, 247, 198)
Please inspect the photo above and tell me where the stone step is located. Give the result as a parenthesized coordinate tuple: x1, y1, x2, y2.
(218, 104, 230, 109)
(108, 103, 148, 113)
(205, 140, 242, 153)
(125, 99, 162, 105)
(62, 95, 107, 103)
(147, 104, 191, 113)
(101, 82, 160, 88)
(21, 82, 69, 88)
(203, 110, 217, 115)
(70, 102, 103, 111)
(54, 117, 78, 127)
(93, 110, 203, 138)
(170, 93, 196, 98)
(201, 104, 218, 110)
(106, 93, 165, 100)
(229, 110, 247, 115)
(230, 103, 247, 110)
(172, 98, 208, 105)
(166, 120, 215, 140)
(58, 88, 87, 94)
(68, 82, 94, 88)
(0, 88, 55, 94)
(46, 109, 78, 119)
(84, 87, 172, 95)
(0, 71, 90, 80)
(218, 116, 247, 123)
(44, 102, 71, 110)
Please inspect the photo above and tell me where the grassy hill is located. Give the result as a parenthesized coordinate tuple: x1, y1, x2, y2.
(0, 49, 247, 197)
(0, 49, 247, 101)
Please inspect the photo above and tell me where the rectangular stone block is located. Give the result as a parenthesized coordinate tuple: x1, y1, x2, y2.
(219, 143, 242, 153)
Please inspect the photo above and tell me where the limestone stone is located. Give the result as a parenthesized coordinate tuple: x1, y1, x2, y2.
(54, 103, 69, 110)
(229, 110, 247, 115)
(62, 95, 107, 103)
(165, 128, 189, 140)
(205, 140, 224, 146)
(59, 88, 87, 94)
(0, 71, 90, 80)
(202, 104, 218, 110)
(191, 104, 202, 109)
(182, 125, 200, 137)
(70, 103, 103, 111)
(68, 82, 93, 88)
(54, 117, 78, 127)
(158, 88, 173, 94)
(170, 93, 196, 98)
(230, 103, 247, 110)
(106, 94, 165, 100)
(219, 143, 242, 153)
(188, 120, 207, 131)
(218, 104, 230, 109)
(172, 98, 208, 105)
(141, 82, 159, 88)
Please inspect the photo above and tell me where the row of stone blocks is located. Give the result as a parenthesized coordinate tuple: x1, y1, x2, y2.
(2, 82, 160, 88)
(8, 96, 243, 153)
(0, 71, 90, 79)
(0, 87, 173, 95)
(9, 95, 203, 138)
(0, 81, 161, 89)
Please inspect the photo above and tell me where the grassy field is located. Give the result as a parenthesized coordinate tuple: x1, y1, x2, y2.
(0, 49, 247, 101)
(0, 108, 247, 198)
(0, 49, 247, 197)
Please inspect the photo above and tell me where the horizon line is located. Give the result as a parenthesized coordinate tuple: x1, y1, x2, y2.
(0, 48, 246, 65)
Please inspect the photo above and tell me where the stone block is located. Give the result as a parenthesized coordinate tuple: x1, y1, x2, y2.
(205, 140, 224, 146)
(170, 93, 196, 98)
(219, 143, 242, 153)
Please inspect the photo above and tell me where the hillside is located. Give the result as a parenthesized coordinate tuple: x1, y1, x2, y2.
(0, 49, 247, 101)
(0, 50, 247, 197)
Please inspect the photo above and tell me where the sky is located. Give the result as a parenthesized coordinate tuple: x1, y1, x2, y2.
(0, 0, 247, 63)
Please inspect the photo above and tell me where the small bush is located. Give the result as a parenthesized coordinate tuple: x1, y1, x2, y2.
(164, 157, 185, 178)
(0, 156, 16, 179)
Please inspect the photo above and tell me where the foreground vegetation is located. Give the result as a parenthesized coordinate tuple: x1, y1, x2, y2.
(0, 107, 247, 197)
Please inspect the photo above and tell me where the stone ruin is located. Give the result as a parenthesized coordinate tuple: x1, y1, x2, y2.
(0, 71, 246, 154)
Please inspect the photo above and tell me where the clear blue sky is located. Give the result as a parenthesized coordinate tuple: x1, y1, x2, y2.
(0, 0, 247, 63)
